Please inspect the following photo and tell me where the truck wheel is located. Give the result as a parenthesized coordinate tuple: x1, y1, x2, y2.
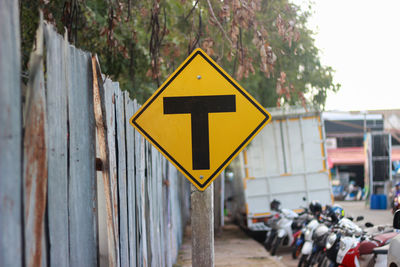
(298, 254, 309, 267)
(271, 237, 282, 256)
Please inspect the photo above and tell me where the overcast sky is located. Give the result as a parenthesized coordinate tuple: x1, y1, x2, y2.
(293, 0, 400, 111)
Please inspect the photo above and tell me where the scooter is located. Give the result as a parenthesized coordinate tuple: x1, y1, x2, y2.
(321, 217, 363, 267)
(298, 218, 320, 266)
(292, 211, 314, 259)
(308, 223, 330, 266)
(322, 219, 396, 267)
(264, 208, 299, 255)
(392, 194, 400, 214)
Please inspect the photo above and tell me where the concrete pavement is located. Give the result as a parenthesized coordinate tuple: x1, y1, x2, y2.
(175, 223, 284, 267)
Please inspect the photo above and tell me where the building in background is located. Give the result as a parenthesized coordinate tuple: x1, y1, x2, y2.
(323, 110, 400, 200)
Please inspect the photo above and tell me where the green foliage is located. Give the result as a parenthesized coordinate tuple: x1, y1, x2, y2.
(20, 0, 339, 109)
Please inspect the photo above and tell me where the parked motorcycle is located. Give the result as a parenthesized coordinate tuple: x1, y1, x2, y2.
(298, 218, 320, 266)
(264, 207, 300, 255)
(298, 203, 340, 267)
(291, 209, 314, 259)
(264, 199, 307, 256)
(392, 194, 400, 214)
(321, 217, 396, 267)
(297, 201, 325, 266)
(391, 182, 400, 214)
(322, 217, 363, 267)
(288, 200, 316, 259)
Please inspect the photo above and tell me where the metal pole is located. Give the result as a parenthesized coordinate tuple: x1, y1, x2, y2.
(191, 183, 214, 267)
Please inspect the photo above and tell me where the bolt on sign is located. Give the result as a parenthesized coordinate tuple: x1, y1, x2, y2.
(130, 48, 271, 191)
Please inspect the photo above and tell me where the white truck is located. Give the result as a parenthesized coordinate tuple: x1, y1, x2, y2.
(228, 107, 333, 231)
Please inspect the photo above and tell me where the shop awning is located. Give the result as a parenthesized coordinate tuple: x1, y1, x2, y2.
(327, 147, 400, 167)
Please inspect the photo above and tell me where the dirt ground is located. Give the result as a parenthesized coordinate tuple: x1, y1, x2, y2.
(175, 223, 285, 267)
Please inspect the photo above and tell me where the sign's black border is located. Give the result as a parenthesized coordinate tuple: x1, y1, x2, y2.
(131, 50, 270, 189)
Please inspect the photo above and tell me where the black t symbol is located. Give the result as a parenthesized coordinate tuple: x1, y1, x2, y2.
(163, 95, 236, 170)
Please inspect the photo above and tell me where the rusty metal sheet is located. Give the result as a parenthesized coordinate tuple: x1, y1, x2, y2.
(0, 0, 23, 266)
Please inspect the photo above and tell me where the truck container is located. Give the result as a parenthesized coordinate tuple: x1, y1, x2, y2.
(227, 107, 333, 231)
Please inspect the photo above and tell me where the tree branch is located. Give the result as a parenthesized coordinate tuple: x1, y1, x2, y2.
(206, 0, 233, 47)
(184, 0, 199, 21)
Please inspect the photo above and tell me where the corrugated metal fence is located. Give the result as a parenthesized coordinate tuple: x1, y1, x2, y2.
(0, 7, 190, 267)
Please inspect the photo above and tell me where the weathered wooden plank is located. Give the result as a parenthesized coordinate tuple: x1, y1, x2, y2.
(142, 140, 153, 266)
(133, 100, 142, 267)
(158, 157, 166, 267)
(23, 22, 48, 267)
(104, 78, 120, 267)
(134, 100, 148, 267)
(67, 45, 97, 267)
(146, 144, 155, 266)
(150, 149, 160, 266)
(163, 161, 172, 267)
(92, 56, 117, 267)
(44, 23, 69, 267)
(170, 165, 183, 264)
(124, 92, 137, 267)
(156, 151, 164, 266)
(0, 0, 23, 266)
(115, 87, 129, 267)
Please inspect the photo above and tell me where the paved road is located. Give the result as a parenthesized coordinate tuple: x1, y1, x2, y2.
(336, 200, 393, 226)
(277, 200, 394, 267)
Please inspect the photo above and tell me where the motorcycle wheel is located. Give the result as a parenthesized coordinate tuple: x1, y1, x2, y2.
(264, 232, 275, 251)
(271, 237, 282, 256)
(298, 254, 309, 267)
(292, 242, 303, 259)
(317, 256, 331, 267)
(308, 250, 319, 266)
(316, 253, 327, 267)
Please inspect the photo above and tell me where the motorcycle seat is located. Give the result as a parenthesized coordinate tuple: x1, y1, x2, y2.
(374, 232, 398, 244)
(359, 232, 398, 255)
(359, 240, 379, 255)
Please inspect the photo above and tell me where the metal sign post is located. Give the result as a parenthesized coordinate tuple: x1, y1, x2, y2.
(191, 184, 214, 266)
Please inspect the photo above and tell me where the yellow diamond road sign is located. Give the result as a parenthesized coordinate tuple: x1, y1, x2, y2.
(130, 48, 271, 191)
